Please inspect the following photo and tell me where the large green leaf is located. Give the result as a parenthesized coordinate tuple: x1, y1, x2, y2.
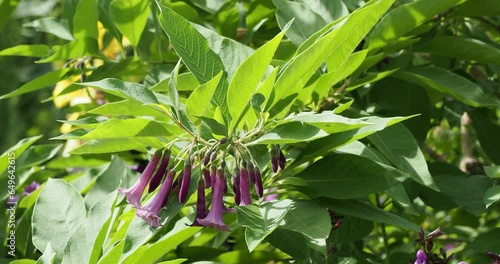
(82, 78, 159, 104)
(297, 0, 348, 23)
(393, 66, 500, 107)
(250, 122, 329, 144)
(15, 144, 63, 171)
(277, 111, 371, 133)
(294, 154, 405, 199)
(0, 136, 42, 175)
(273, 0, 327, 46)
(0, 44, 50, 57)
(0, 69, 71, 100)
(157, 4, 229, 121)
(110, 0, 150, 47)
(73, 0, 98, 40)
(25, 17, 74, 41)
(37, 38, 99, 63)
(80, 118, 181, 139)
(185, 71, 224, 124)
(367, 0, 465, 52)
(62, 192, 118, 264)
(32, 179, 86, 255)
(317, 198, 421, 231)
(415, 36, 500, 65)
(292, 115, 414, 166)
(368, 124, 436, 189)
(268, 0, 394, 118)
(88, 100, 166, 119)
(227, 23, 289, 132)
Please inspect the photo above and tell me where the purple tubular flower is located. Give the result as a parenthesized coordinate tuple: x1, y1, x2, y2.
(239, 166, 252, 206)
(270, 147, 279, 173)
(254, 165, 263, 198)
(178, 161, 192, 204)
(210, 164, 217, 187)
(232, 173, 241, 206)
(487, 252, 500, 264)
(148, 149, 170, 193)
(23, 181, 41, 196)
(247, 163, 256, 184)
(414, 250, 427, 264)
(188, 179, 207, 226)
(197, 168, 230, 231)
(118, 150, 162, 207)
(278, 149, 286, 170)
(135, 168, 175, 227)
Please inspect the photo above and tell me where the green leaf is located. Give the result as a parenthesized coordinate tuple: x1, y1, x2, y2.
(73, 0, 98, 40)
(367, 0, 465, 52)
(0, 44, 50, 57)
(32, 179, 86, 255)
(468, 110, 500, 164)
(415, 36, 500, 65)
(15, 144, 63, 171)
(236, 200, 290, 251)
(484, 186, 500, 209)
(268, 0, 394, 118)
(82, 78, 159, 104)
(25, 17, 74, 41)
(168, 60, 182, 117)
(96, 239, 124, 264)
(317, 197, 421, 231)
(294, 154, 405, 199)
(393, 66, 500, 107)
(452, 0, 500, 17)
(385, 184, 419, 215)
(157, 4, 225, 87)
(332, 216, 374, 243)
(0, 0, 21, 30)
(368, 124, 436, 189)
(345, 69, 399, 92)
(84, 156, 127, 209)
(434, 174, 492, 215)
(110, 0, 150, 47)
(0, 69, 71, 100)
(273, 0, 327, 46)
(265, 228, 314, 262)
(467, 228, 500, 253)
(62, 192, 118, 264)
(37, 38, 99, 63)
(484, 166, 500, 179)
(70, 137, 165, 154)
(292, 115, 415, 166)
(228, 22, 290, 132)
(297, 0, 348, 23)
(0, 136, 42, 174)
(278, 111, 371, 133)
(250, 122, 329, 145)
(135, 218, 202, 263)
(185, 71, 224, 124)
(88, 100, 166, 119)
(80, 118, 180, 139)
(36, 242, 55, 264)
(58, 117, 101, 129)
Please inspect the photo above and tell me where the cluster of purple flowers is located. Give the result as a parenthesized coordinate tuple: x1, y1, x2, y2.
(118, 141, 286, 230)
(412, 227, 467, 264)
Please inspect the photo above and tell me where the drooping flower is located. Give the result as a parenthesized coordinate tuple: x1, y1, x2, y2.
(118, 150, 162, 207)
(148, 149, 170, 193)
(278, 149, 286, 170)
(414, 250, 427, 264)
(232, 168, 240, 205)
(247, 163, 256, 184)
(270, 147, 279, 173)
(239, 166, 252, 206)
(135, 168, 175, 228)
(197, 168, 230, 231)
(487, 252, 500, 264)
(178, 160, 192, 204)
(23, 181, 41, 196)
(188, 179, 207, 226)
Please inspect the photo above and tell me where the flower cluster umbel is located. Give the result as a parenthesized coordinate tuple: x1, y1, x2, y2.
(412, 227, 467, 264)
(118, 139, 286, 230)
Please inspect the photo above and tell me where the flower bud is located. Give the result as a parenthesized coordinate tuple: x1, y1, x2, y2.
(254, 165, 263, 198)
(239, 167, 252, 206)
(219, 137, 228, 145)
(247, 162, 256, 184)
(203, 168, 212, 188)
(278, 150, 286, 170)
(148, 149, 170, 193)
(178, 161, 192, 204)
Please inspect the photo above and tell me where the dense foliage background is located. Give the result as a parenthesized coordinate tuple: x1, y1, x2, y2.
(0, 0, 499, 263)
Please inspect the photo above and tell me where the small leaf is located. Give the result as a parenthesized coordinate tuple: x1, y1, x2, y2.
(73, 0, 98, 40)
(250, 122, 329, 145)
(484, 186, 500, 208)
(185, 71, 224, 124)
(82, 78, 159, 105)
(24, 17, 74, 41)
(81, 118, 182, 139)
(279, 111, 371, 133)
(0, 44, 50, 57)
